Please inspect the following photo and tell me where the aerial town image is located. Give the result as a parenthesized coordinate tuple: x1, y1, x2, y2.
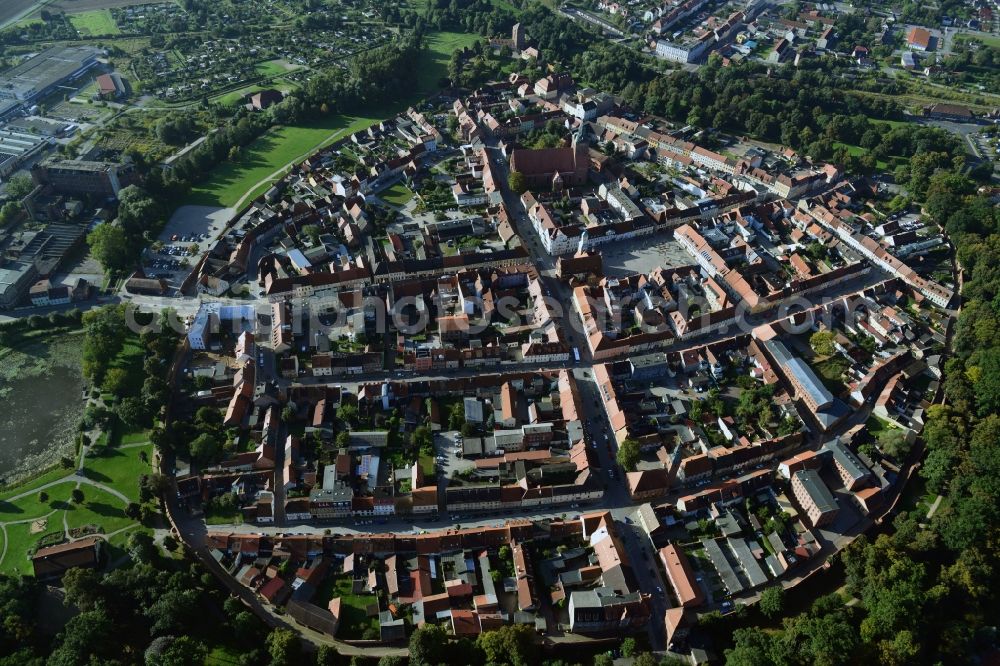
(0, 0, 996, 664)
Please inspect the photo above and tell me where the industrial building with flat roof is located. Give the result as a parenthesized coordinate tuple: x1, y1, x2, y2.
(31, 158, 136, 197)
(0, 259, 39, 309)
(0, 46, 102, 105)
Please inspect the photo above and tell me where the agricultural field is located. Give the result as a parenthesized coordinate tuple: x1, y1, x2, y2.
(0, 0, 39, 29)
(69, 8, 120, 35)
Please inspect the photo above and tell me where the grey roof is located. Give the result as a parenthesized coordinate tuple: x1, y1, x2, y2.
(464, 397, 485, 422)
(793, 469, 837, 514)
(785, 357, 834, 409)
(631, 351, 669, 369)
(728, 537, 769, 588)
(814, 398, 850, 430)
(0, 46, 101, 102)
(702, 538, 744, 594)
(716, 509, 742, 537)
(763, 339, 833, 409)
(823, 439, 871, 483)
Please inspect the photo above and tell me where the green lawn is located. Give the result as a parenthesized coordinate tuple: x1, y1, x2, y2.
(213, 81, 300, 107)
(0, 484, 73, 523)
(183, 30, 480, 210)
(419, 452, 436, 480)
(205, 505, 243, 526)
(812, 356, 849, 394)
(120, 431, 151, 446)
(69, 9, 120, 36)
(314, 576, 377, 639)
(865, 415, 895, 438)
(0, 468, 74, 505)
(205, 646, 242, 665)
(381, 182, 416, 206)
(956, 32, 1000, 48)
(417, 31, 481, 93)
(64, 488, 133, 535)
(185, 114, 385, 207)
(255, 60, 297, 77)
(107, 336, 145, 396)
(0, 523, 38, 576)
(81, 444, 152, 502)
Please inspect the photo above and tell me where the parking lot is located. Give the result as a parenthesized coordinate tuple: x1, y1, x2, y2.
(599, 234, 692, 277)
(433, 430, 476, 476)
(141, 205, 234, 293)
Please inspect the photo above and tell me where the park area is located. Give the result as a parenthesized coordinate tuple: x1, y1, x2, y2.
(0, 433, 151, 576)
(0, 323, 155, 576)
(183, 30, 480, 210)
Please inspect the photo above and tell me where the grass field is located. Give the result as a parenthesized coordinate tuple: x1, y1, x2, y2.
(255, 59, 298, 77)
(832, 142, 891, 170)
(956, 32, 1000, 48)
(381, 182, 416, 206)
(213, 81, 300, 108)
(314, 576, 378, 638)
(183, 30, 480, 209)
(69, 9, 120, 36)
(417, 31, 481, 92)
(82, 444, 152, 502)
(185, 114, 386, 207)
(0, 523, 38, 576)
(813, 356, 850, 394)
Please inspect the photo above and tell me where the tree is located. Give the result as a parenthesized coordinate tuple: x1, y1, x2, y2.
(266, 628, 301, 666)
(408, 624, 449, 666)
(476, 624, 538, 666)
(118, 396, 149, 428)
(102, 368, 130, 396)
(810, 330, 836, 357)
(62, 567, 104, 611)
(316, 645, 346, 665)
(0, 201, 21, 227)
(38, 491, 48, 503)
(87, 224, 131, 273)
(5, 174, 34, 199)
(302, 224, 322, 246)
(620, 637, 638, 658)
(973, 348, 1000, 416)
(508, 170, 527, 194)
(145, 589, 200, 636)
(337, 403, 359, 427)
(759, 585, 784, 619)
(145, 636, 208, 666)
(377, 657, 404, 666)
(189, 433, 220, 465)
(195, 406, 223, 428)
(633, 654, 658, 666)
(877, 429, 912, 460)
(71, 488, 84, 504)
(616, 438, 640, 472)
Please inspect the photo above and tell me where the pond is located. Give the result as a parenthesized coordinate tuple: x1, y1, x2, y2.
(0, 335, 85, 482)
